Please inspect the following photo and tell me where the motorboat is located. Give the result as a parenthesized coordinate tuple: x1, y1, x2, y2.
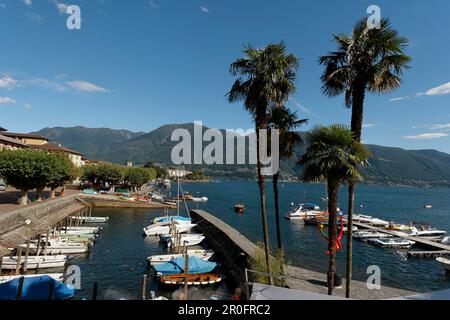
(152, 215, 192, 225)
(1, 255, 67, 270)
(353, 230, 393, 241)
(234, 204, 245, 214)
(59, 226, 101, 236)
(411, 225, 447, 240)
(436, 257, 450, 271)
(160, 234, 205, 247)
(159, 273, 222, 286)
(385, 223, 413, 232)
(152, 256, 217, 276)
(285, 204, 324, 220)
(147, 249, 214, 266)
(21, 237, 90, 255)
(70, 216, 109, 223)
(338, 225, 358, 233)
(368, 238, 416, 249)
(351, 215, 389, 227)
(304, 215, 329, 226)
(143, 221, 197, 237)
(191, 196, 208, 202)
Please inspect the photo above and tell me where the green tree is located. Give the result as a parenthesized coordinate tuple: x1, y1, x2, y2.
(299, 124, 370, 295)
(319, 18, 410, 297)
(185, 170, 207, 181)
(267, 107, 307, 250)
(228, 42, 298, 284)
(124, 167, 155, 191)
(82, 163, 123, 190)
(0, 150, 73, 205)
(47, 154, 75, 198)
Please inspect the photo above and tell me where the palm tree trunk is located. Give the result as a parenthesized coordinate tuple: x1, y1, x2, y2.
(256, 115, 273, 286)
(346, 85, 365, 298)
(327, 178, 339, 295)
(273, 172, 282, 250)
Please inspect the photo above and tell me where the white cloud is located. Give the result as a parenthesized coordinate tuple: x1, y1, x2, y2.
(429, 123, 450, 130)
(424, 82, 450, 96)
(389, 96, 410, 102)
(150, 1, 159, 8)
(52, 0, 68, 14)
(0, 75, 18, 89)
(200, 6, 210, 13)
(404, 133, 448, 140)
(66, 80, 110, 93)
(362, 124, 376, 128)
(0, 97, 16, 104)
(23, 0, 32, 6)
(25, 12, 44, 23)
(24, 103, 32, 109)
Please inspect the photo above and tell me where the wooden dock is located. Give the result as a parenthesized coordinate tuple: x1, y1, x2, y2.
(406, 250, 450, 258)
(353, 221, 450, 253)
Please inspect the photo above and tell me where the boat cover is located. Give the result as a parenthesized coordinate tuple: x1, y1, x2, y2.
(0, 275, 75, 300)
(153, 256, 217, 275)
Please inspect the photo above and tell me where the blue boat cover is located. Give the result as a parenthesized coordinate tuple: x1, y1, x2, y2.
(153, 256, 217, 275)
(157, 216, 191, 223)
(0, 275, 75, 300)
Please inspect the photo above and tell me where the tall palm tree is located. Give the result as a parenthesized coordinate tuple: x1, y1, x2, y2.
(319, 18, 411, 297)
(228, 43, 298, 284)
(299, 124, 370, 295)
(267, 107, 307, 250)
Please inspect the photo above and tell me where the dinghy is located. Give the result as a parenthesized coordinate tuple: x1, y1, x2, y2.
(159, 273, 222, 286)
(70, 216, 109, 223)
(160, 234, 205, 247)
(153, 256, 217, 276)
(153, 215, 192, 225)
(0, 275, 74, 300)
(436, 257, 450, 271)
(147, 249, 214, 266)
(58, 226, 101, 236)
(1, 255, 67, 270)
(368, 238, 415, 249)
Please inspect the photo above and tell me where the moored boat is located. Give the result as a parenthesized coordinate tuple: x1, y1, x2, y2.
(160, 233, 205, 247)
(1, 255, 67, 270)
(234, 204, 245, 214)
(143, 221, 197, 237)
(0, 275, 74, 300)
(353, 230, 393, 241)
(159, 273, 222, 286)
(368, 238, 415, 249)
(152, 256, 217, 276)
(147, 249, 214, 266)
(436, 257, 450, 271)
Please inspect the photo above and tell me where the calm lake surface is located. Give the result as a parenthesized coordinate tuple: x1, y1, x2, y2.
(72, 181, 450, 298)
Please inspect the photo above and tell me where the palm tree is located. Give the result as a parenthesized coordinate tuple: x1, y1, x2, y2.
(319, 18, 411, 297)
(267, 107, 307, 250)
(299, 124, 370, 295)
(228, 43, 298, 284)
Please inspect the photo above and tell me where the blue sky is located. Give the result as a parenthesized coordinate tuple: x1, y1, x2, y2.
(1, 0, 450, 152)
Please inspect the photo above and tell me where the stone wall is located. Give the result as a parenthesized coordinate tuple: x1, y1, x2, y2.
(190, 209, 260, 291)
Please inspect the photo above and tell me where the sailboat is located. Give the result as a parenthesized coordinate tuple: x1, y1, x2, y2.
(152, 256, 217, 276)
(143, 221, 197, 236)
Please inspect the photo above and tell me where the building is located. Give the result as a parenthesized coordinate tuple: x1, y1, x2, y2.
(28, 143, 84, 167)
(0, 132, 49, 145)
(167, 168, 192, 178)
(0, 134, 29, 151)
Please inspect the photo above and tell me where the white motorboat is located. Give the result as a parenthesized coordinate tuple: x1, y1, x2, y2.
(368, 238, 415, 249)
(353, 230, 393, 240)
(20, 237, 89, 255)
(412, 225, 447, 240)
(436, 257, 450, 271)
(191, 196, 208, 202)
(338, 226, 358, 233)
(285, 204, 324, 220)
(1, 255, 67, 270)
(160, 234, 205, 247)
(147, 249, 214, 265)
(143, 221, 197, 237)
(71, 216, 109, 223)
(441, 236, 450, 244)
(58, 226, 101, 236)
(0, 273, 64, 284)
(351, 215, 389, 227)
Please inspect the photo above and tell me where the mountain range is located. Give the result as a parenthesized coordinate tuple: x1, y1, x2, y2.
(33, 124, 450, 187)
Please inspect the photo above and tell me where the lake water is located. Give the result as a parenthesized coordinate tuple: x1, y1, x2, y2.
(72, 181, 450, 298)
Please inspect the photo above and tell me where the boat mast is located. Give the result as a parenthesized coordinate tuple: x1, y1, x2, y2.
(177, 175, 180, 217)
